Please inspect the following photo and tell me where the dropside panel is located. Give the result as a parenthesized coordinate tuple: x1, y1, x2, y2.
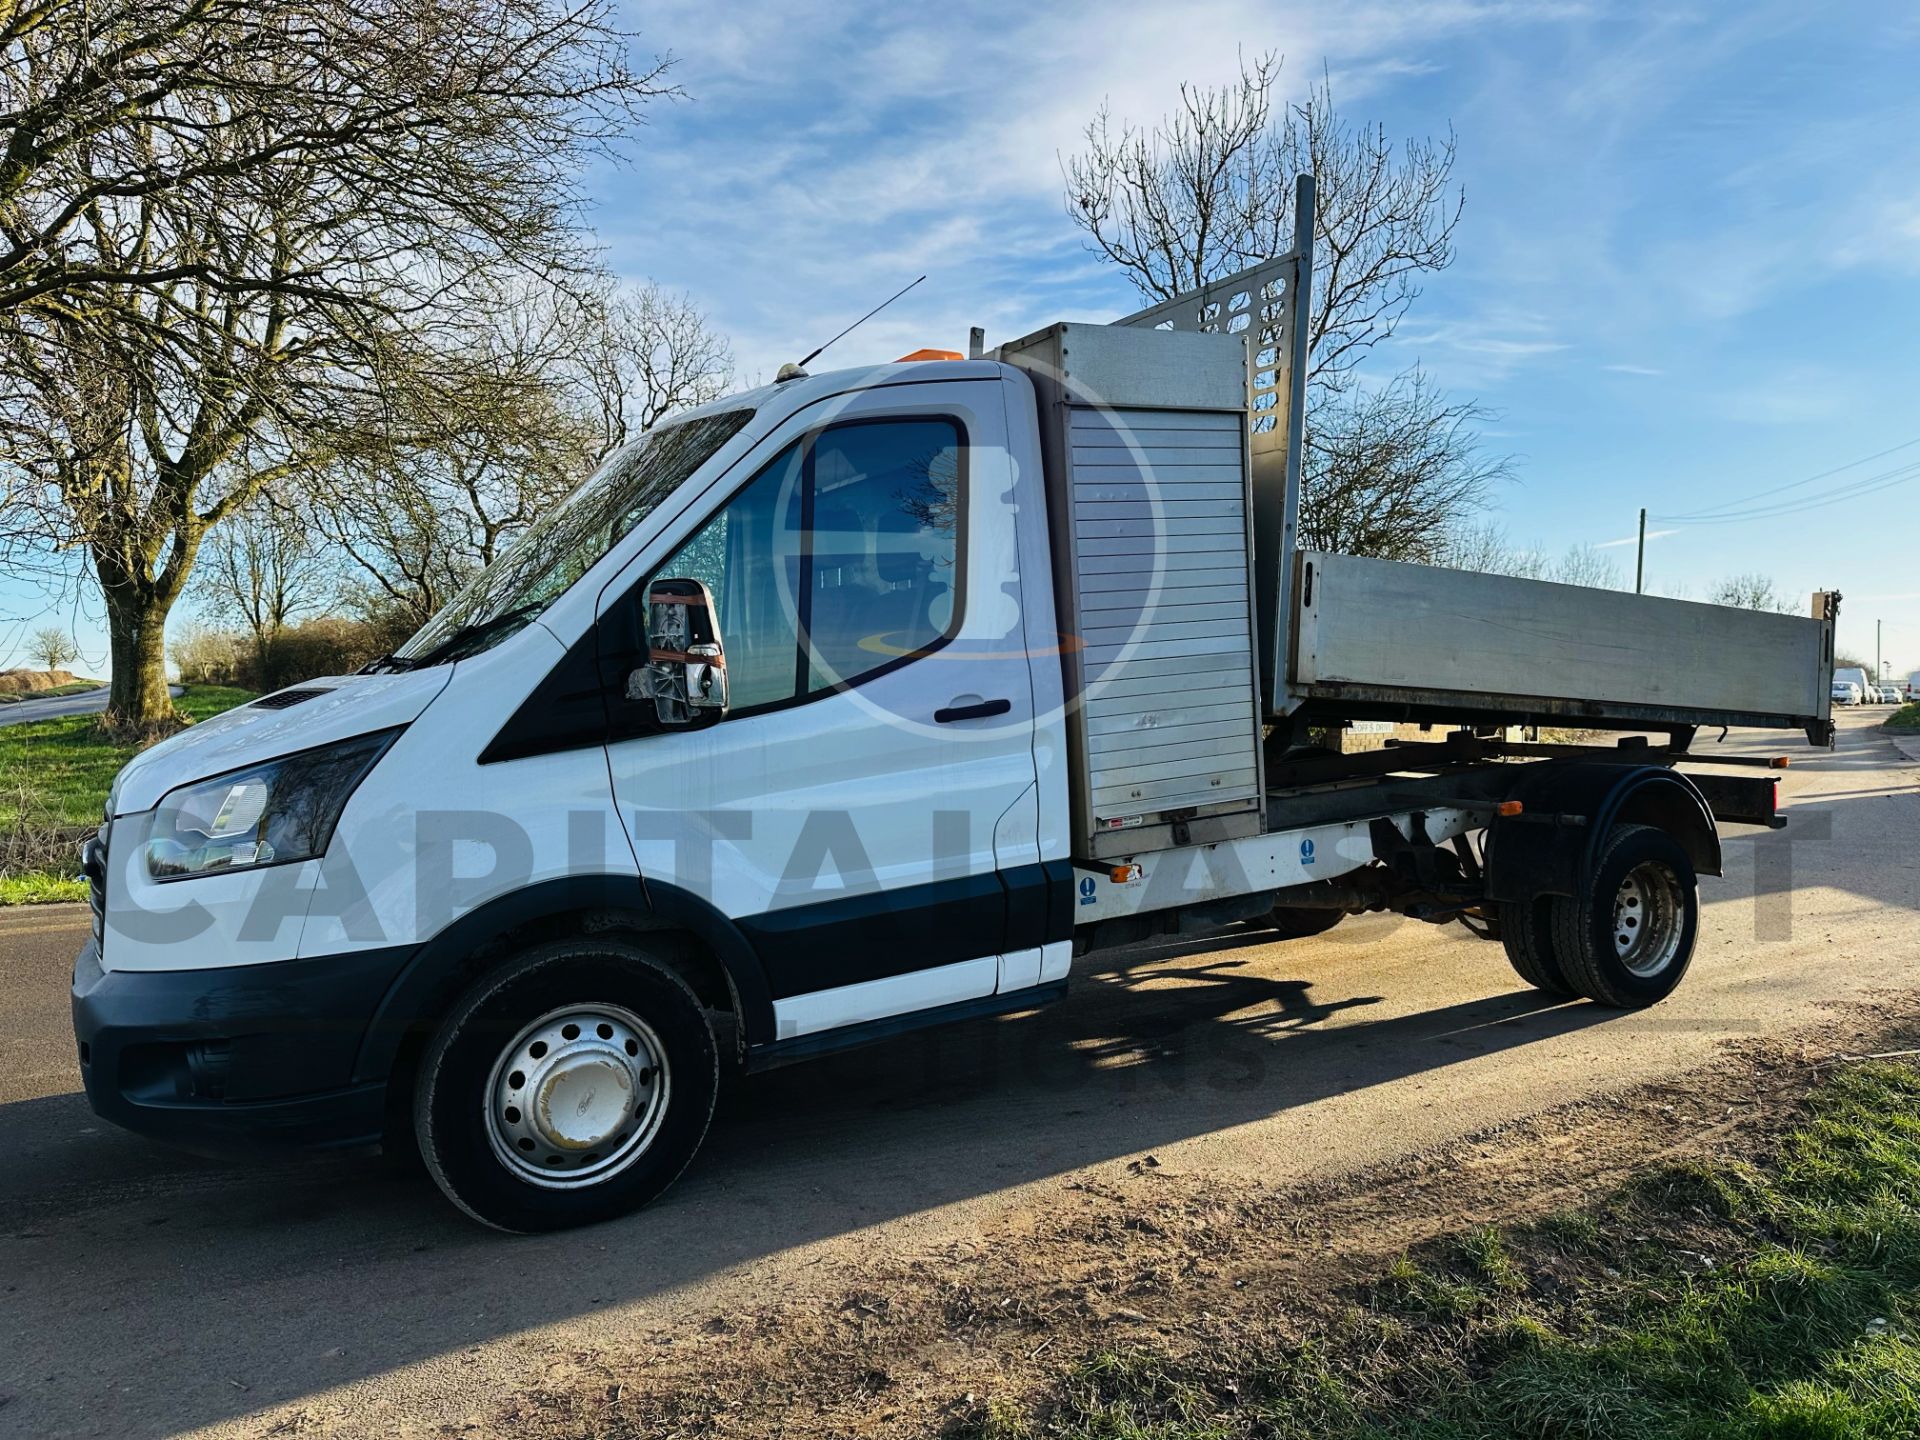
(1291, 551, 1834, 731)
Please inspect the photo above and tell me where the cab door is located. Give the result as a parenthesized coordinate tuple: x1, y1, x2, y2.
(600, 377, 1045, 1041)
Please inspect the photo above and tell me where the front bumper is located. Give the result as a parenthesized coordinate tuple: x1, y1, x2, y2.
(71, 937, 414, 1154)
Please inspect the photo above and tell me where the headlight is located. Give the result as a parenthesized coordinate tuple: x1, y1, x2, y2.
(144, 730, 399, 880)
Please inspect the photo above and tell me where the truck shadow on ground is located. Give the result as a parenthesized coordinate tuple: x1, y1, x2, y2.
(1, 926, 1613, 1438)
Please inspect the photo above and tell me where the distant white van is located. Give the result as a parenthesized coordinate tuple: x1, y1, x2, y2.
(1908, 672, 1920, 703)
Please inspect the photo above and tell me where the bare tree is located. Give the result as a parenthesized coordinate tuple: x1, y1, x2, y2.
(1708, 573, 1799, 613)
(167, 618, 241, 685)
(0, 1, 670, 331)
(0, 0, 673, 729)
(1065, 55, 1461, 399)
(322, 282, 730, 630)
(321, 441, 545, 636)
(199, 489, 332, 680)
(1299, 374, 1506, 561)
(1548, 545, 1622, 590)
(1438, 526, 1623, 589)
(0, 0, 248, 313)
(581, 282, 734, 453)
(26, 624, 77, 672)
(1435, 520, 1538, 577)
(315, 300, 606, 631)
(1064, 56, 1496, 565)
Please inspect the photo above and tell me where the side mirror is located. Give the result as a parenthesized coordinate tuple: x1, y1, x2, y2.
(629, 578, 729, 725)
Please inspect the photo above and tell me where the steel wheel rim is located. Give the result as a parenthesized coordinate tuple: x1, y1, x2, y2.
(1612, 861, 1684, 978)
(482, 1003, 670, 1189)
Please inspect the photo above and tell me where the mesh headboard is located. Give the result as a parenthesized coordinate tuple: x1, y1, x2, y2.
(1110, 252, 1298, 456)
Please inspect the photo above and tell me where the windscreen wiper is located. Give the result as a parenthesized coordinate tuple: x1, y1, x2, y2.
(404, 602, 547, 667)
(359, 653, 419, 674)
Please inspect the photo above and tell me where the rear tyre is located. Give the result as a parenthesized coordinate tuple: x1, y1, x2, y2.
(1268, 905, 1346, 939)
(1550, 823, 1698, 1008)
(1500, 895, 1574, 996)
(414, 939, 718, 1233)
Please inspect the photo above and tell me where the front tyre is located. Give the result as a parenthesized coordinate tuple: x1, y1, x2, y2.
(1550, 823, 1699, 1008)
(414, 939, 718, 1232)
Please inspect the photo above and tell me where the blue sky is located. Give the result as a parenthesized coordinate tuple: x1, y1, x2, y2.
(599, 0, 1920, 677)
(10, 0, 1920, 678)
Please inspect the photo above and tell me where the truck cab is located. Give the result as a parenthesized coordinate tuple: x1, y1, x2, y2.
(76, 356, 1087, 1229)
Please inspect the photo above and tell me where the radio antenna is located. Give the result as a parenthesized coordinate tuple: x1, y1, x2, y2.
(789, 275, 926, 375)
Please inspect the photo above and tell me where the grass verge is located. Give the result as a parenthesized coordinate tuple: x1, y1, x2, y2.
(973, 1058, 1920, 1439)
(0, 683, 254, 829)
(0, 684, 255, 902)
(1885, 703, 1920, 734)
(0, 679, 105, 703)
(0, 872, 88, 905)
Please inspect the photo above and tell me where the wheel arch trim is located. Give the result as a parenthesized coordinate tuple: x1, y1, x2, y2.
(1487, 761, 1720, 903)
(351, 874, 775, 1085)
(1598, 771, 1720, 879)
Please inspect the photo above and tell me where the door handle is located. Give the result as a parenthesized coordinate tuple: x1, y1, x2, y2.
(934, 698, 1012, 723)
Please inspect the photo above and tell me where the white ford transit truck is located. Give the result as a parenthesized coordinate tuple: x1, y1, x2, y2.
(74, 180, 1838, 1230)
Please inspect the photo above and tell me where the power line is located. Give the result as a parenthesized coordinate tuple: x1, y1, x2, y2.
(1658, 434, 1920, 522)
(1659, 457, 1920, 523)
(1655, 458, 1920, 525)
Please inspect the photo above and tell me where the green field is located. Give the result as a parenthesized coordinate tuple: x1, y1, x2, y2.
(0, 685, 255, 900)
(978, 1059, 1920, 1440)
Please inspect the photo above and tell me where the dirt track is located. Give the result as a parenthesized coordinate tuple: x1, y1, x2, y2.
(1, 709, 1914, 1438)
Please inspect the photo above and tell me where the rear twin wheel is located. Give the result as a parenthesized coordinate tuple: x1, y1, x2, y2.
(1500, 823, 1698, 1008)
(1268, 904, 1347, 939)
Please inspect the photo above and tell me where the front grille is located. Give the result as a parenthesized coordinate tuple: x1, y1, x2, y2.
(250, 687, 333, 710)
(81, 823, 108, 949)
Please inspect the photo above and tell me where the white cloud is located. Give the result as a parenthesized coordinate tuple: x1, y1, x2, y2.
(1595, 529, 1677, 549)
(1386, 309, 1567, 388)
(614, 0, 1554, 380)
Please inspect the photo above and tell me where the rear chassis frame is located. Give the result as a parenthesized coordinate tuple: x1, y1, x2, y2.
(1071, 730, 1784, 956)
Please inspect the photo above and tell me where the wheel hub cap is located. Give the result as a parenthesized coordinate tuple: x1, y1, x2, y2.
(484, 1004, 669, 1189)
(1612, 861, 1683, 978)
(534, 1054, 633, 1150)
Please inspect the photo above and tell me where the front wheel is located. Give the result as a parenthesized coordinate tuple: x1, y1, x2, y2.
(414, 939, 719, 1232)
(1550, 823, 1698, 1008)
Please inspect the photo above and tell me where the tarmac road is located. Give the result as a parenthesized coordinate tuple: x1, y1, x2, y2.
(0, 683, 181, 727)
(1, 708, 1915, 1438)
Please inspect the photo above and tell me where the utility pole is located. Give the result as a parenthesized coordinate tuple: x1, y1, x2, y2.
(1876, 618, 1882, 684)
(1635, 508, 1646, 594)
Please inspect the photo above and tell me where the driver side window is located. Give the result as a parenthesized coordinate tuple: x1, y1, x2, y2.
(647, 416, 964, 717)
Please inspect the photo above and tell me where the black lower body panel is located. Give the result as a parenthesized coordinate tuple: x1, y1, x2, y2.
(71, 938, 414, 1154)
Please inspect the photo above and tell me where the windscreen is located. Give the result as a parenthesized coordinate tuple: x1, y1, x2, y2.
(394, 409, 754, 667)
